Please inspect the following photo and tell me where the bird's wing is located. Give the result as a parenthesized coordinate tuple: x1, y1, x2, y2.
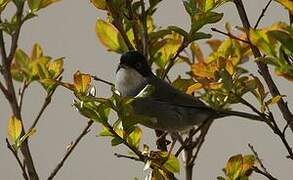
(148, 76, 213, 110)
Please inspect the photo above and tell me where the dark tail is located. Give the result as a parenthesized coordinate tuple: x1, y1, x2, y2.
(216, 110, 263, 122)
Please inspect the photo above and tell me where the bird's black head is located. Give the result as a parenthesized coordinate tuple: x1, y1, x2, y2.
(119, 51, 152, 77)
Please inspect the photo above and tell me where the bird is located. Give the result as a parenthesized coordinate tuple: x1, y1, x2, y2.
(115, 50, 262, 132)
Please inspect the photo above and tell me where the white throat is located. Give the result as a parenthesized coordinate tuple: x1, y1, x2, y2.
(115, 67, 147, 97)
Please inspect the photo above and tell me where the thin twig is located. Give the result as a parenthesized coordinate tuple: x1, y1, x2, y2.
(254, 0, 273, 28)
(248, 144, 269, 174)
(253, 167, 278, 180)
(125, 0, 142, 52)
(248, 143, 281, 179)
(0, 80, 10, 99)
(18, 81, 28, 111)
(91, 75, 114, 86)
(47, 120, 94, 180)
(211, 28, 251, 44)
(6, 139, 29, 180)
(114, 153, 142, 162)
(1, 1, 39, 178)
(175, 119, 211, 157)
(140, 0, 149, 58)
(103, 121, 146, 161)
(241, 98, 293, 159)
(189, 121, 212, 165)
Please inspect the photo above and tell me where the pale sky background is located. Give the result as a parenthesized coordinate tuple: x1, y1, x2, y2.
(0, 0, 293, 180)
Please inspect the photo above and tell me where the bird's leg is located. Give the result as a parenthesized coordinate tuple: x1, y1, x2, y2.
(167, 132, 181, 158)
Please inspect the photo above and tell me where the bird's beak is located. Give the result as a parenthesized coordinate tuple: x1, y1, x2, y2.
(116, 63, 127, 73)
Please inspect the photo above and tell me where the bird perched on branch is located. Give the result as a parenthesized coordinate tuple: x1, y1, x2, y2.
(115, 51, 262, 132)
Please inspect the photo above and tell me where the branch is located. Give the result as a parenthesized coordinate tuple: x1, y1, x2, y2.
(114, 153, 142, 162)
(103, 121, 146, 161)
(211, 28, 251, 44)
(248, 144, 278, 179)
(139, 0, 149, 58)
(47, 120, 94, 180)
(234, 0, 293, 132)
(1, 1, 39, 179)
(91, 75, 114, 86)
(18, 81, 28, 111)
(6, 139, 29, 180)
(254, 0, 273, 28)
(0, 80, 10, 99)
(126, 0, 142, 52)
(29, 90, 55, 131)
(240, 97, 293, 159)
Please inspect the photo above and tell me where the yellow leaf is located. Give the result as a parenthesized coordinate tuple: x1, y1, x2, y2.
(40, 0, 61, 9)
(7, 116, 22, 144)
(48, 57, 64, 78)
(90, 0, 106, 10)
(225, 60, 234, 75)
(206, 39, 222, 51)
(186, 83, 203, 94)
(0, 0, 9, 12)
(31, 43, 43, 60)
(95, 19, 128, 53)
(190, 42, 204, 63)
(73, 71, 92, 93)
(266, 95, 285, 105)
(241, 155, 255, 176)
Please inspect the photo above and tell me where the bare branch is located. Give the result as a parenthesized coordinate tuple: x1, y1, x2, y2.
(114, 153, 142, 162)
(91, 75, 114, 86)
(18, 82, 28, 111)
(6, 139, 29, 180)
(254, 0, 273, 28)
(139, 0, 149, 57)
(211, 28, 251, 44)
(47, 120, 94, 180)
(0, 80, 10, 99)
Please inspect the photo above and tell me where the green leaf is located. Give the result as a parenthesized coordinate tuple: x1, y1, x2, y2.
(39, 0, 60, 9)
(189, 31, 212, 42)
(48, 57, 64, 78)
(90, 0, 106, 10)
(225, 154, 243, 180)
(172, 76, 195, 92)
(7, 116, 22, 145)
(95, 19, 128, 53)
(0, 0, 10, 12)
(249, 28, 277, 57)
(98, 126, 113, 137)
(241, 154, 255, 176)
(267, 30, 293, 52)
(266, 95, 285, 105)
(31, 43, 43, 60)
(127, 126, 141, 148)
(168, 26, 189, 39)
(191, 11, 223, 32)
(28, 0, 41, 12)
(111, 136, 123, 146)
(160, 152, 180, 173)
(216, 176, 226, 180)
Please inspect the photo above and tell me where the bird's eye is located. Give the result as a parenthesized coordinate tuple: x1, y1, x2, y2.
(135, 62, 142, 69)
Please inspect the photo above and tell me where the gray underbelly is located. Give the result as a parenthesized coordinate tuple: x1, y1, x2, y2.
(131, 98, 213, 132)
